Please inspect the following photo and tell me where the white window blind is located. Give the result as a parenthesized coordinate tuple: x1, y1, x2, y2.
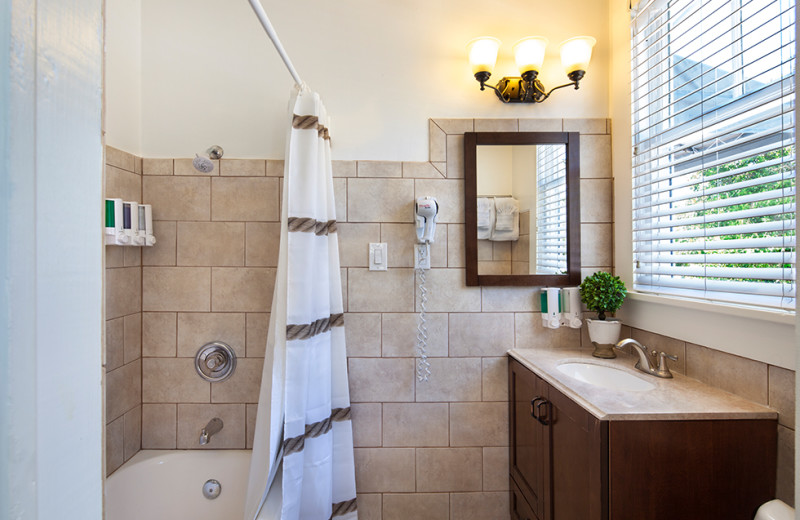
(631, 0, 796, 310)
(536, 144, 568, 274)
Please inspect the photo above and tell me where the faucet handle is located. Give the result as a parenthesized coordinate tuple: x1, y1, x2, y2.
(655, 351, 678, 378)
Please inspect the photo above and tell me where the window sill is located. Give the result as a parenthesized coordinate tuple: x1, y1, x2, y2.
(617, 291, 796, 370)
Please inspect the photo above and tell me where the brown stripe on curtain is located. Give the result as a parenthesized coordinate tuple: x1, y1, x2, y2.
(282, 407, 352, 456)
(286, 313, 344, 341)
(287, 217, 337, 236)
(330, 498, 358, 518)
(292, 113, 331, 141)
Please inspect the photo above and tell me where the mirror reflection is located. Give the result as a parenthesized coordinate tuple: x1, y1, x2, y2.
(476, 144, 567, 276)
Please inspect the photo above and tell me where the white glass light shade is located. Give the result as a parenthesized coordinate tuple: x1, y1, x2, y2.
(467, 37, 501, 75)
(559, 36, 596, 75)
(513, 36, 549, 75)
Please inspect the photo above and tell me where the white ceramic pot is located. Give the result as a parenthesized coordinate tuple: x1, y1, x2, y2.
(586, 318, 622, 345)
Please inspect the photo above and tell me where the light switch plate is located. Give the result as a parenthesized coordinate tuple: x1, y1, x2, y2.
(369, 243, 388, 271)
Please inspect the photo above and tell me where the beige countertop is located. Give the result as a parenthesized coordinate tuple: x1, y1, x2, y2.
(509, 348, 777, 421)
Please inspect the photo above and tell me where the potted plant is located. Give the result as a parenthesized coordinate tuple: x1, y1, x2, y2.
(579, 271, 627, 358)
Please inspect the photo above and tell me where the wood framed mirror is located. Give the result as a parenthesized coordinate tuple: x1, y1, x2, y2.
(464, 132, 581, 286)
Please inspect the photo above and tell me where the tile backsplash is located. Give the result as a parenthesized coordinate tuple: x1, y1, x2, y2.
(103, 118, 794, 515)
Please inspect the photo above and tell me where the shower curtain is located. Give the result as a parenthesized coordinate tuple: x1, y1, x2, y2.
(244, 87, 358, 520)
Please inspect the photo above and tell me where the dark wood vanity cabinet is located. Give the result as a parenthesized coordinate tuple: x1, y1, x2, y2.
(509, 358, 777, 520)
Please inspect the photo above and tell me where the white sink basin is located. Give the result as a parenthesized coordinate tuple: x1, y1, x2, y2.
(557, 362, 655, 392)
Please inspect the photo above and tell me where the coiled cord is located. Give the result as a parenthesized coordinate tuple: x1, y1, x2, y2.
(416, 267, 431, 382)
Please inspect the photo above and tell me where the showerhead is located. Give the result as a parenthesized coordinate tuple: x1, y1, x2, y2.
(193, 154, 215, 173)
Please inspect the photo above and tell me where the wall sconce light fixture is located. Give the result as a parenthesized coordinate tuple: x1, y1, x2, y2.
(467, 35, 596, 103)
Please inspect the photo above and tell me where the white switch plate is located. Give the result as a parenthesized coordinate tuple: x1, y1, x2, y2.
(369, 243, 388, 271)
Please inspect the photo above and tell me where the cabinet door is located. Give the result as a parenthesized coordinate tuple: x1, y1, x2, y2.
(545, 384, 607, 520)
(509, 359, 549, 519)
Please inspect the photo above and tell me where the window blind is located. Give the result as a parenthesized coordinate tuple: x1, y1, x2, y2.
(536, 144, 568, 274)
(631, 0, 796, 310)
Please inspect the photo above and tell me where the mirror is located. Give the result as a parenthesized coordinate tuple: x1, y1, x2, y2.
(464, 132, 581, 286)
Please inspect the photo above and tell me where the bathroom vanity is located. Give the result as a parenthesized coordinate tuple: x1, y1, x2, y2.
(508, 349, 778, 520)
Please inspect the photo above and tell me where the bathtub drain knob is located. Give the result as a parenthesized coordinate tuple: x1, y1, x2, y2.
(202, 479, 221, 499)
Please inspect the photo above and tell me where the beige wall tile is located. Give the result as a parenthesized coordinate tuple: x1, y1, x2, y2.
(211, 357, 263, 403)
(106, 146, 136, 171)
(445, 135, 464, 179)
(429, 120, 447, 163)
(776, 424, 795, 506)
(383, 403, 449, 447)
(769, 366, 795, 429)
(142, 358, 210, 403)
(344, 313, 381, 357)
(347, 179, 415, 222)
(564, 118, 608, 134)
(176, 222, 245, 266)
(177, 403, 246, 449)
(474, 119, 518, 132)
(142, 221, 177, 266)
(333, 160, 356, 178)
(519, 118, 563, 132)
(341, 268, 348, 311)
(106, 359, 142, 421)
(352, 402, 382, 447)
(175, 158, 219, 176)
(449, 402, 508, 447)
(334, 178, 347, 222)
(402, 162, 444, 179)
(142, 266, 211, 312)
(379, 223, 415, 268)
(432, 119, 474, 134)
(483, 447, 510, 491)
(415, 448, 482, 492)
(246, 313, 269, 357)
(630, 329, 686, 375)
(415, 269, 481, 313)
(266, 160, 284, 177)
(580, 178, 613, 222)
(358, 161, 402, 178)
(123, 313, 142, 363)
(106, 165, 141, 202)
(220, 159, 266, 176)
(106, 267, 142, 319)
(579, 134, 612, 178)
(142, 158, 173, 176)
(447, 224, 465, 268)
(382, 493, 449, 520)
(449, 313, 514, 357)
(106, 245, 124, 268)
(354, 448, 416, 493)
(123, 246, 141, 267)
(106, 317, 124, 371)
(348, 268, 414, 312)
(142, 312, 177, 357)
(106, 416, 124, 476)
(134, 156, 143, 174)
(482, 357, 509, 402)
(478, 261, 511, 275)
(357, 494, 382, 520)
(481, 287, 538, 312)
(449, 492, 510, 519)
(414, 179, 464, 224)
(177, 312, 246, 357)
(211, 267, 276, 312)
(478, 240, 492, 261)
(143, 176, 210, 221)
(431, 162, 447, 177)
(415, 358, 482, 402)
(685, 343, 768, 404)
(339, 223, 381, 267)
(142, 404, 177, 449)
(511, 236, 529, 263)
(246, 403, 258, 449)
(349, 358, 415, 402)
(382, 313, 448, 358)
(514, 313, 581, 349)
(211, 177, 279, 221)
(123, 406, 141, 462)
(580, 223, 613, 267)
(245, 222, 280, 267)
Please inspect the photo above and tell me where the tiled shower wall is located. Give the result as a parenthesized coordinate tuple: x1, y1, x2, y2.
(105, 147, 144, 475)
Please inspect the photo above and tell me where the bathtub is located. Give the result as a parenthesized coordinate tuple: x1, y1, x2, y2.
(105, 450, 282, 520)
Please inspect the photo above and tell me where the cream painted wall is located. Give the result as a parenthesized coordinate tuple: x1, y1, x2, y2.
(136, 0, 610, 160)
(105, 0, 142, 155)
(476, 146, 513, 196)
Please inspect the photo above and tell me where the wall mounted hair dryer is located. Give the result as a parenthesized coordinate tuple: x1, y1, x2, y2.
(415, 196, 439, 244)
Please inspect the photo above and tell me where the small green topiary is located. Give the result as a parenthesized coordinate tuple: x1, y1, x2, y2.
(579, 271, 627, 321)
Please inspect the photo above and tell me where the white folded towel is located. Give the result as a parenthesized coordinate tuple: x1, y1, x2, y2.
(491, 197, 519, 241)
(477, 197, 495, 240)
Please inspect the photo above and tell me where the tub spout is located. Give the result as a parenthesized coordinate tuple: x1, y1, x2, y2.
(199, 418, 223, 445)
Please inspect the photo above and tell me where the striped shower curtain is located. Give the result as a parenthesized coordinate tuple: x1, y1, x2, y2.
(243, 87, 358, 520)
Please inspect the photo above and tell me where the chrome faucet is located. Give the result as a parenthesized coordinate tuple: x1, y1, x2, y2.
(615, 338, 678, 379)
(199, 418, 223, 445)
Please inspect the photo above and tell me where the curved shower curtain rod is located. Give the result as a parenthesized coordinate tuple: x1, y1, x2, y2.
(246, 0, 304, 87)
